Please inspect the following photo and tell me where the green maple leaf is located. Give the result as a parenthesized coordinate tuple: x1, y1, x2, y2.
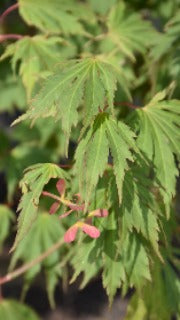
(18, 0, 93, 35)
(151, 10, 180, 60)
(128, 91, 180, 215)
(12, 163, 68, 251)
(13, 57, 130, 152)
(70, 237, 102, 290)
(88, 0, 117, 14)
(74, 113, 137, 207)
(0, 299, 39, 320)
(2, 143, 58, 202)
(125, 258, 180, 320)
(0, 205, 15, 249)
(10, 213, 64, 308)
(102, 211, 126, 304)
(0, 36, 66, 98)
(120, 164, 161, 258)
(122, 233, 151, 290)
(0, 75, 26, 112)
(106, 2, 156, 61)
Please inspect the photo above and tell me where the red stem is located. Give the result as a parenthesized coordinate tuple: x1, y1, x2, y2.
(58, 164, 73, 168)
(0, 34, 23, 42)
(42, 191, 61, 202)
(0, 3, 19, 22)
(114, 101, 140, 109)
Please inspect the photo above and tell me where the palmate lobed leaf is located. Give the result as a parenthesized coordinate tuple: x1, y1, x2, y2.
(102, 210, 126, 305)
(2, 142, 59, 202)
(128, 92, 180, 216)
(151, 10, 180, 60)
(125, 258, 180, 320)
(18, 0, 94, 35)
(122, 233, 151, 291)
(106, 2, 156, 61)
(74, 113, 137, 209)
(88, 0, 117, 14)
(0, 205, 15, 249)
(12, 163, 68, 251)
(0, 299, 39, 320)
(13, 57, 130, 152)
(0, 75, 26, 112)
(120, 164, 161, 258)
(10, 213, 64, 307)
(0, 36, 66, 98)
(70, 237, 102, 289)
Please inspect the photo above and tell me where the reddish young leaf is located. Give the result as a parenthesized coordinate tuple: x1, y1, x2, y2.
(59, 209, 73, 219)
(49, 202, 60, 214)
(56, 179, 66, 196)
(82, 224, 100, 238)
(64, 225, 78, 243)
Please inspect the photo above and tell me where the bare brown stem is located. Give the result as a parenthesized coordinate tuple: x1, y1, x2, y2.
(0, 238, 64, 285)
(0, 3, 19, 23)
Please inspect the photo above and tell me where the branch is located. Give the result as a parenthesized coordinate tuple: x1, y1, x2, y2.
(0, 34, 23, 42)
(0, 3, 19, 23)
(114, 101, 140, 109)
(0, 238, 64, 285)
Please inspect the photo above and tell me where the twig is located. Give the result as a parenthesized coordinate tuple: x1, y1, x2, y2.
(0, 238, 64, 285)
(0, 3, 19, 23)
(42, 191, 61, 202)
(0, 34, 23, 42)
(114, 101, 140, 109)
(59, 164, 73, 168)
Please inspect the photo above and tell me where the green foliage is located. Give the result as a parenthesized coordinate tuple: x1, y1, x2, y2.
(0, 36, 68, 98)
(0, 299, 39, 320)
(0, 75, 26, 112)
(18, 0, 93, 35)
(0, 0, 179, 318)
(120, 164, 161, 258)
(74, 113, 137, 207)
(128, 92, 180, 214)
(106, 2, 156, 61)
(102, 211, 125, 304)
(0, 205, 14, 249)
(10, 213, 64, 307)
(13, 57, 129, 151)
(125, 258, 180, 320)
(12, 163, 68, 250)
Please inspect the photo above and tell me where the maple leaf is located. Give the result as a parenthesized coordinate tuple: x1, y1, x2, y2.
(18, 0, 94, 35)
(11, 163, 68, 251)
(70, 237, 102, 290)
(12, 57, 130, 152)
(0, 299, 39, 320)
(122, 233, 151, 290)
(102, 210, 125, 305)
(0, 36, 66, 98)
(151, 10, 180, 60)
(10, 212, 64, 308)
(105, 2, 156, 61)
(74, 113, 137, 208)
(128, 91, 180, 215)
(0, 205, 14, 249)
(120, 164, 161, 258)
